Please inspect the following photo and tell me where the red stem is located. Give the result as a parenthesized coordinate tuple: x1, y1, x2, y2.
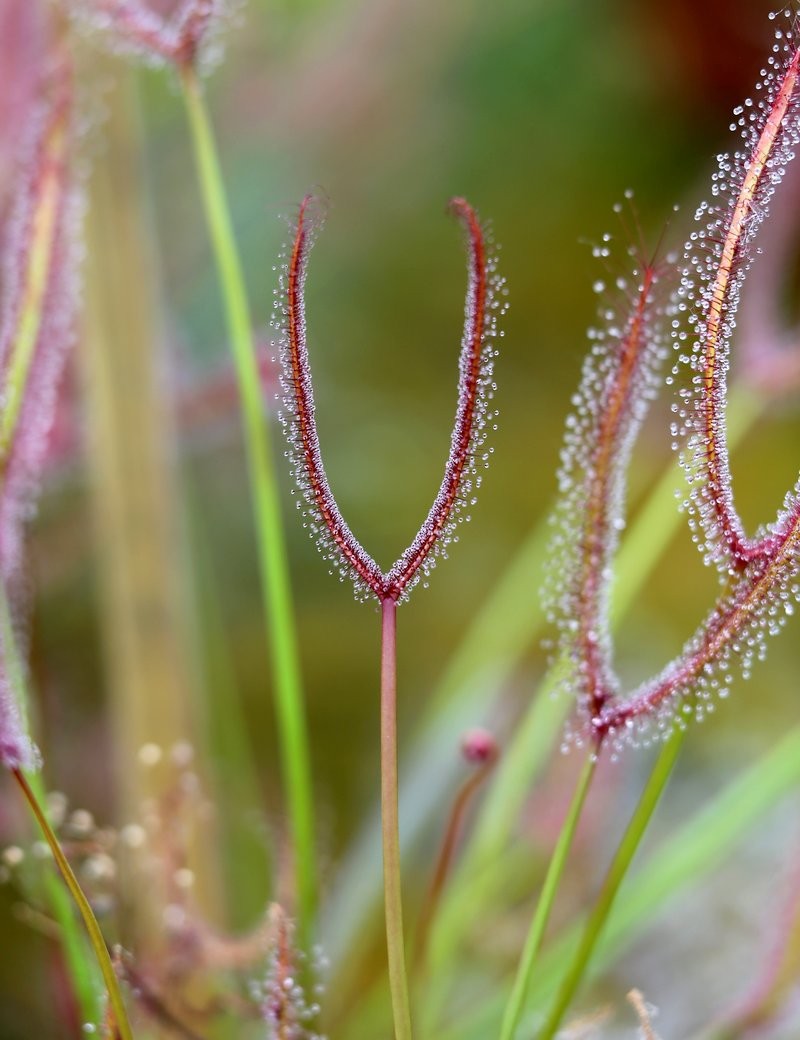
(413, 753, 496, 969)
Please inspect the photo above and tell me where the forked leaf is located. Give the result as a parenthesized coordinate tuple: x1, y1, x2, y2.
(277, 195, 505, 604)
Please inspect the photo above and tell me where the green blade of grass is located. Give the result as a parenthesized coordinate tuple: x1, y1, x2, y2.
(498, 752, 597, 1040)
(180, 66, 316, 942)
(538, 726, 686, 1039)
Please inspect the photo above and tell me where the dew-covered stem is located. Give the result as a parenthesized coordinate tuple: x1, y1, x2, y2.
(383, 198, 494, 601)
(538, 727, 685, 1040)
(498, 752, 596, 1040)
(179, 64, 317, 942)
(546, 220, 671, 744)
(381, 597, 413, 1040)
(566, 261, 660, 718)
(284, 195, 384, 600)
(13, 768, 133, 1040)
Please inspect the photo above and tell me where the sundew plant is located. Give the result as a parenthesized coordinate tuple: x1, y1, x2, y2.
(2, 2, 800, 1039)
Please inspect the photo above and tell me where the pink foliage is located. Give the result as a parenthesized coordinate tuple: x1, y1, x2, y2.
(0, 56, 82, 590)
(0, 2, 48, 199)
(0, 19, 83, 771)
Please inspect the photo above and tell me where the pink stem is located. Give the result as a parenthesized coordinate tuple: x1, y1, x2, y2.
(380, 597, 412, 1040)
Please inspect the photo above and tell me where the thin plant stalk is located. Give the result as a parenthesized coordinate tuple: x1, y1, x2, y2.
(30, 774, 102, 1026)
(414, 741, 496, 970)
(0, 586, 101, 1026)
(538, 726, 686, 1040)
(381, 598, 413, 1040)
(12, 768, 133, 1040)
(498, 752, 597, 1040)
(179, 63, 316, 940)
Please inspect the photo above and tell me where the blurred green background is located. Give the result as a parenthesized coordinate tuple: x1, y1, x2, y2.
(3, 0, 800, 1035)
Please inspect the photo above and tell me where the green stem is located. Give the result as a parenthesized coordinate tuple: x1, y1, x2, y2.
(498, 753, 597, 1040)
(381, 598, 413, 1040)
(13, 769, 133, 1040)
(538, 726, 686, 1040)
(179, 64, 316, 941)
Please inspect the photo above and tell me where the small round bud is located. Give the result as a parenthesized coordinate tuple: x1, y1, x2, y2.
(461, 727, 498, 765)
